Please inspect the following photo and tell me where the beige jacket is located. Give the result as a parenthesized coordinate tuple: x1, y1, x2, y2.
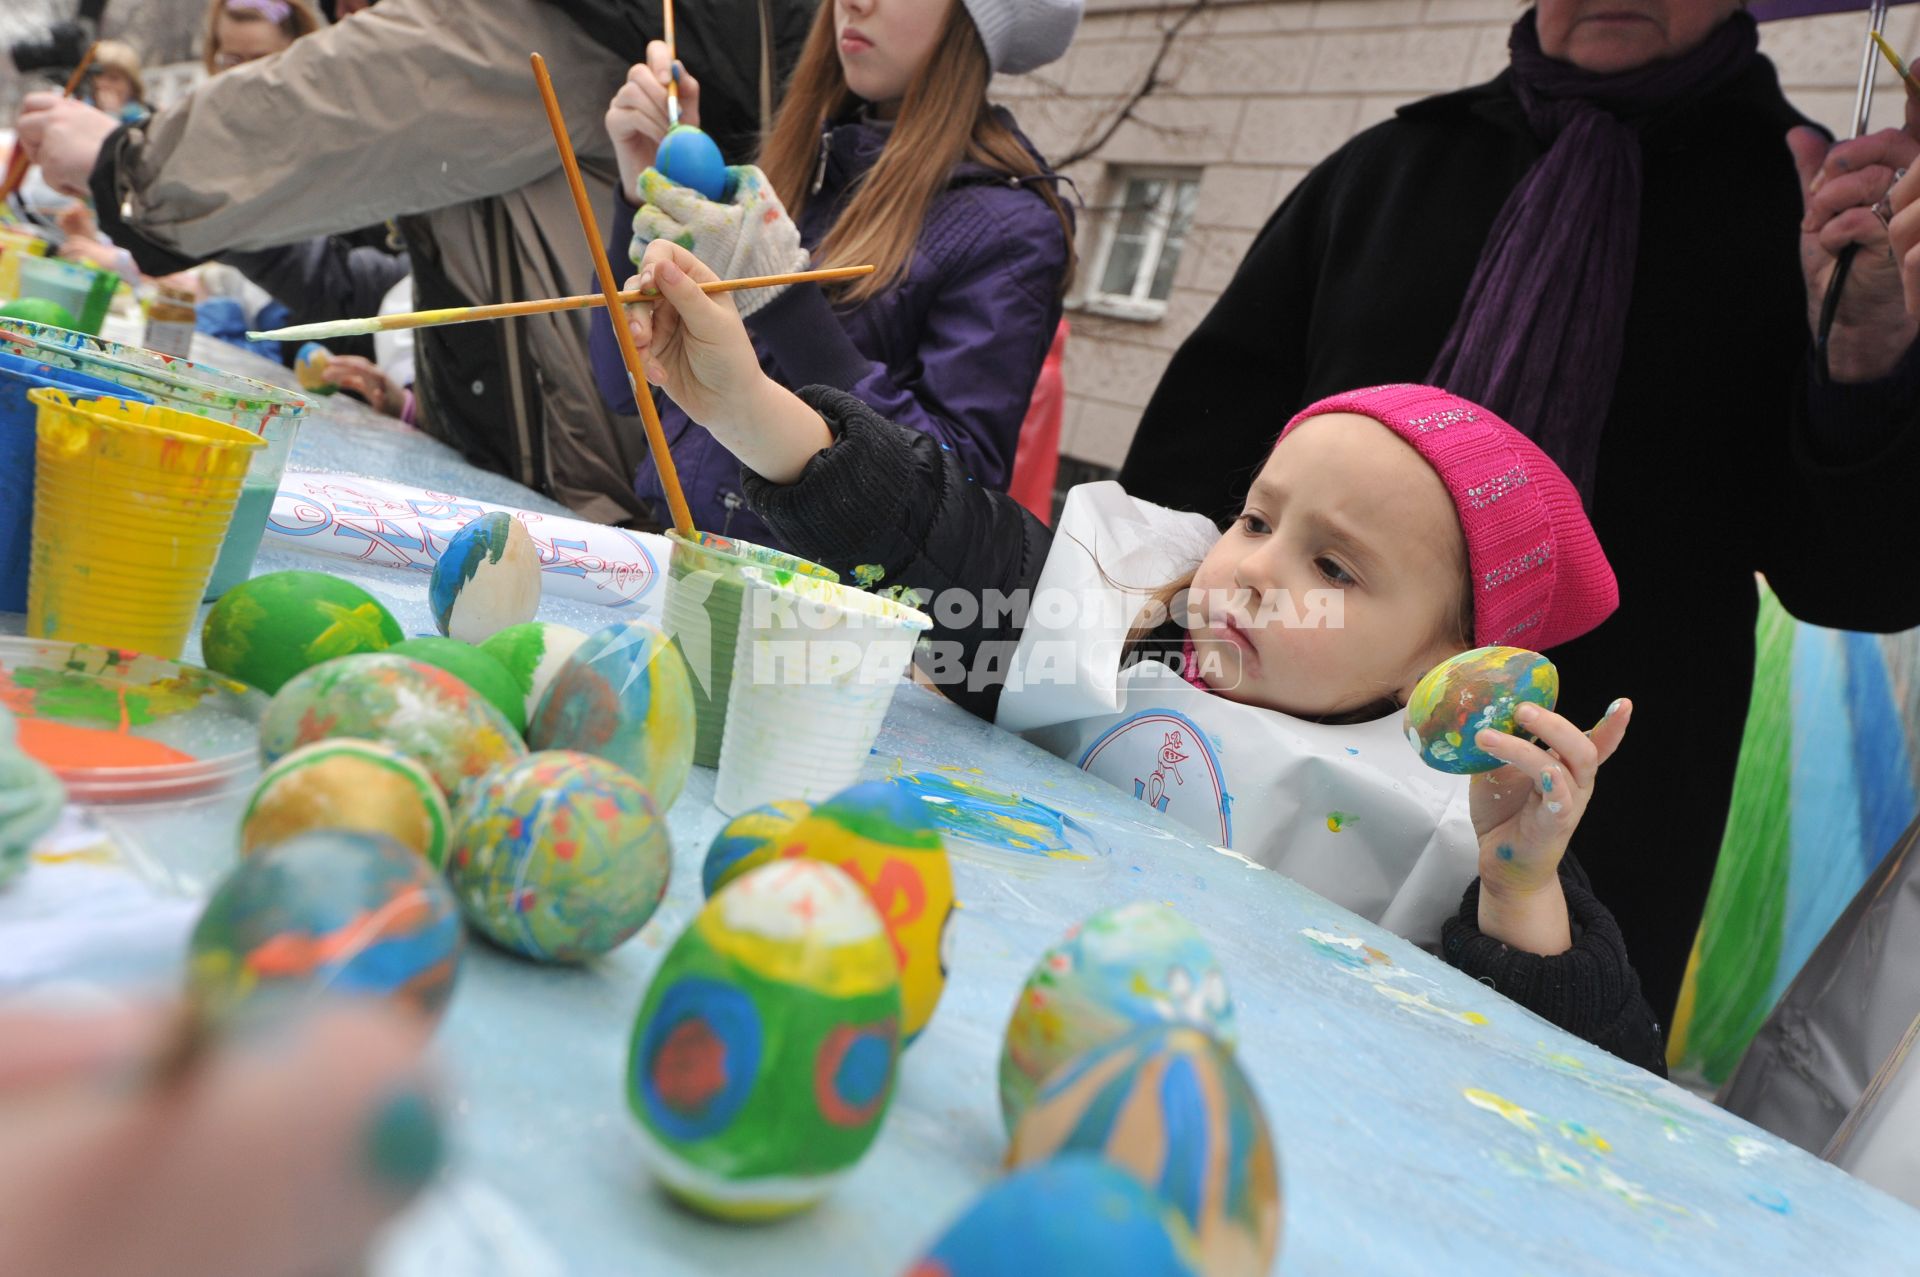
(105, 0, 646, 523)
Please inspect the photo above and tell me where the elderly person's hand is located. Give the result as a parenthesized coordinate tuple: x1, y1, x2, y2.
(1790, 122, 1920, 381)
(14, 93, 119, 200)
(1883, 96, 1920, 322)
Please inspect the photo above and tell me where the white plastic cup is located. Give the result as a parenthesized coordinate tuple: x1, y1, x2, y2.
(713, 567, 932, 816)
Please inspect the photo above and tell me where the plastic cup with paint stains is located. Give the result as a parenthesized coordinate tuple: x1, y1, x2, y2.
(662, 530, 838, 770)
(25, 388, 262, 659)
(713, 567, 931, 817)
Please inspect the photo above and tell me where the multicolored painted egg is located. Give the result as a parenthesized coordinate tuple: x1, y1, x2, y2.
(186, 829, 463, 1029)
(293, 342, 337, 394)
(627, 860, 902, 1220)
(905, 1154, 1201, 1277)
(430, 512, 541, 643)
(1008, 1025, 1282, 1277)
(478, 621, 589, 730)
(1405, 645, 1560, 774)
(258, 653, 526, 798)
(529, 620, 695, 809)
(1000, 902, 1235, 1133)
(240, 739, 451, 867)
(447, 751, 673, 962)
(202, 570, 403, 694)
(704, 781, 954, 1046)
(701, 799, 813, 895)
(387, 636, 528, 733)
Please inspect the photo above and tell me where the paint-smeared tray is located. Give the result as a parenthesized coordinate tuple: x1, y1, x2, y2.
(888, 768, 1111, 875)
(0, 637, 266, 802)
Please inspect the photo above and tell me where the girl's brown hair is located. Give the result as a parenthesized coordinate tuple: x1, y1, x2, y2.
(758, 0, 1076, 304)
(203, 0, 322, 74)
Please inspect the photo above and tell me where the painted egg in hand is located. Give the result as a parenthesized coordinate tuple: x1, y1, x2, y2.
(1008, 1025, 1282, 1277)
(530, 620, 696, 809)
(1405, 645, 1559, 774)
(241, 739, 451, 867)
(258, 652, 525, 798)
(904, 1153, 1201, 1277)
(479, 621, 590, 731)
(202, 570, 403, 694)
(1000, 901, 1235, 1133)
(705, 780, 953, 1047)
(702, 798, 813, 895)
(430, 512, 541, 643)
(187, 829, 462, 1029)
(627, 859, 901, 1220)
(448, 751, 673, 962)
(655, 124, 729, 202)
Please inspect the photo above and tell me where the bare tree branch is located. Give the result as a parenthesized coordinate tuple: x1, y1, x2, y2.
(1055, 0, 1211, 170)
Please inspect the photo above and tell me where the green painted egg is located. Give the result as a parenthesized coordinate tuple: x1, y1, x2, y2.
(478, 621, 589, 729)
(202, 570, 403, 694)
(1405, 645, 1559, 775)
(0, 298, 79, 329)
(388, 636, 528, 733)
(448, 751, 673, 961)
(627, 860, 901, 1219)
(258, 653, 526, 798)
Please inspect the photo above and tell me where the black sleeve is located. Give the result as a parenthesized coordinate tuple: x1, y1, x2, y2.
(1117, 149, 1343, 523)
(1759, 345, 1920, 633)
(743, 385, 1054, 721)
(215, 236, 410, 328)
(89, 123, 201, 278)
(1440, 856, 1668, 1077)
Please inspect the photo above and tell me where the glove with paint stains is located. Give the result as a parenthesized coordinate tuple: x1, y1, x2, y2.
(630, 165, 808, 319)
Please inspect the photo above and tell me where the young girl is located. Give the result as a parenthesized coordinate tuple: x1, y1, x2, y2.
(626, 241, 1667, 1070)
(591, 0, 1080, 541)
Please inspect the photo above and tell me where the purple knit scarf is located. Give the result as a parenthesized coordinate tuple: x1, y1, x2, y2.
(1427, 9, 1759, 504)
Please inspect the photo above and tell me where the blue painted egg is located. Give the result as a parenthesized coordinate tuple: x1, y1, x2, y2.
(529, 620, 696, 809)
(1405, 645, 1559, 774)
(906, 1154, 1201, 1277)
(186, 829, 463, 1030)
(656, 124, 728, 202)
(430, 512, 541, 643)
(448, 751, 673, 962)
(1000, 901, 1235, 1133)
(1008, 1025, 1282, 1277)
(702, 798, 813, 895)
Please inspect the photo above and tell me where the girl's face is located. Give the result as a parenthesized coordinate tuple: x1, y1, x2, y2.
(1185, 414, 1469, 719)
(834, 0, 951, 117)
(211, 15, 294, 72)
(91, 69, 134, 112)
(1535, 0, 1742, 74)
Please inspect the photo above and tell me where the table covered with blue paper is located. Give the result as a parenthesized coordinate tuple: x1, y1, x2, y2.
(2, 336, 1917, 1277)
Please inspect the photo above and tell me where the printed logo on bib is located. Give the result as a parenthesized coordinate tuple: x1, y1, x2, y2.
(1078, 709, 1232, 847)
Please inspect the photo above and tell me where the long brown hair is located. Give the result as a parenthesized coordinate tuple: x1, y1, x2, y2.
(759, 0, 1076, 304)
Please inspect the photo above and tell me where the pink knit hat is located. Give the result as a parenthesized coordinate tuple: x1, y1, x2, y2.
(1277, 384, 1617, 652)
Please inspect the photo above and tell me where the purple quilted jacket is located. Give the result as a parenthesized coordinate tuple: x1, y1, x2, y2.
(590, 107, 1071, 542)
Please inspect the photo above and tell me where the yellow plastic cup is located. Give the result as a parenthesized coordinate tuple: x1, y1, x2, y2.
(25, 388, 264, 658)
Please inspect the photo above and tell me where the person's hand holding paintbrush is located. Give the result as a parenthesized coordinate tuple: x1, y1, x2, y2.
(0, 1000, 442, 1277)
(1872, 35, 1920, 323)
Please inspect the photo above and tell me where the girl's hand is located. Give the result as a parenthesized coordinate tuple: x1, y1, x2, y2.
(625, 239, 831, 483)
(1467, 698, 1633, 955)
(630, 165, 807, 317)
(320, 354, 405, 418)
(605, 40, 702, 202)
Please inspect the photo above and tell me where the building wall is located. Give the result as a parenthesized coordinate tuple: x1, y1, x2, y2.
(997, 0, 1920, 481)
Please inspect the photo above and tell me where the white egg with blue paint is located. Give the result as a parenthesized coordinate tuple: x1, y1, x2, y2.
(430, 512, 541, 644)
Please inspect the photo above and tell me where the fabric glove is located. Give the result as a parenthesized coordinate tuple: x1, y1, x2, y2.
(629, 164, 809, 318)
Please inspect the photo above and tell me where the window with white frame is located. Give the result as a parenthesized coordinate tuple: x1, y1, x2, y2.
(1082, 167, 1201, 320)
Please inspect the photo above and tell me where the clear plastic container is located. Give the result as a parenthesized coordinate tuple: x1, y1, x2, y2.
(13, 255, 118, 335)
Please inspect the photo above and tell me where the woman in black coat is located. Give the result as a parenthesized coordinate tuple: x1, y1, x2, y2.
(1117, 0, 1920, 1021)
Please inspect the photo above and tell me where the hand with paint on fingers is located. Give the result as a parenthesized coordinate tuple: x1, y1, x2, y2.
(1790, 119, 1920, 380)
(605, 40, 703, 202)
(0, 1002, 444, 1277)
(1468, 697, 1633, 956)
(624, 238, 831, 484)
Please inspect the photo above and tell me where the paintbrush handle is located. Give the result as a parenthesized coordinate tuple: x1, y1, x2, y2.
(663, 0, 681, 126)
(0, 43, 99, 203)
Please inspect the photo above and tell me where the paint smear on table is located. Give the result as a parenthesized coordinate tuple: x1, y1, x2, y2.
(1464, 1087, 1697, 1221)
(1374, 983, 1489, 1026)
(890, 768, 1085, 858)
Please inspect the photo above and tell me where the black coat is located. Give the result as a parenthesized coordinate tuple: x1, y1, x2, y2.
(1117, 57, 1920, 1021)
(755, 387, 1666, 1074)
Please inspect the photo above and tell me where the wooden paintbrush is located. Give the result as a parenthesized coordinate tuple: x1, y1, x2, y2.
(1872, 32, 1920, 102)
(663, 0, 684, 126)
(2, 43, 101, 204)
(530, 50, 695, 537)
(244, 265, 873, 342)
